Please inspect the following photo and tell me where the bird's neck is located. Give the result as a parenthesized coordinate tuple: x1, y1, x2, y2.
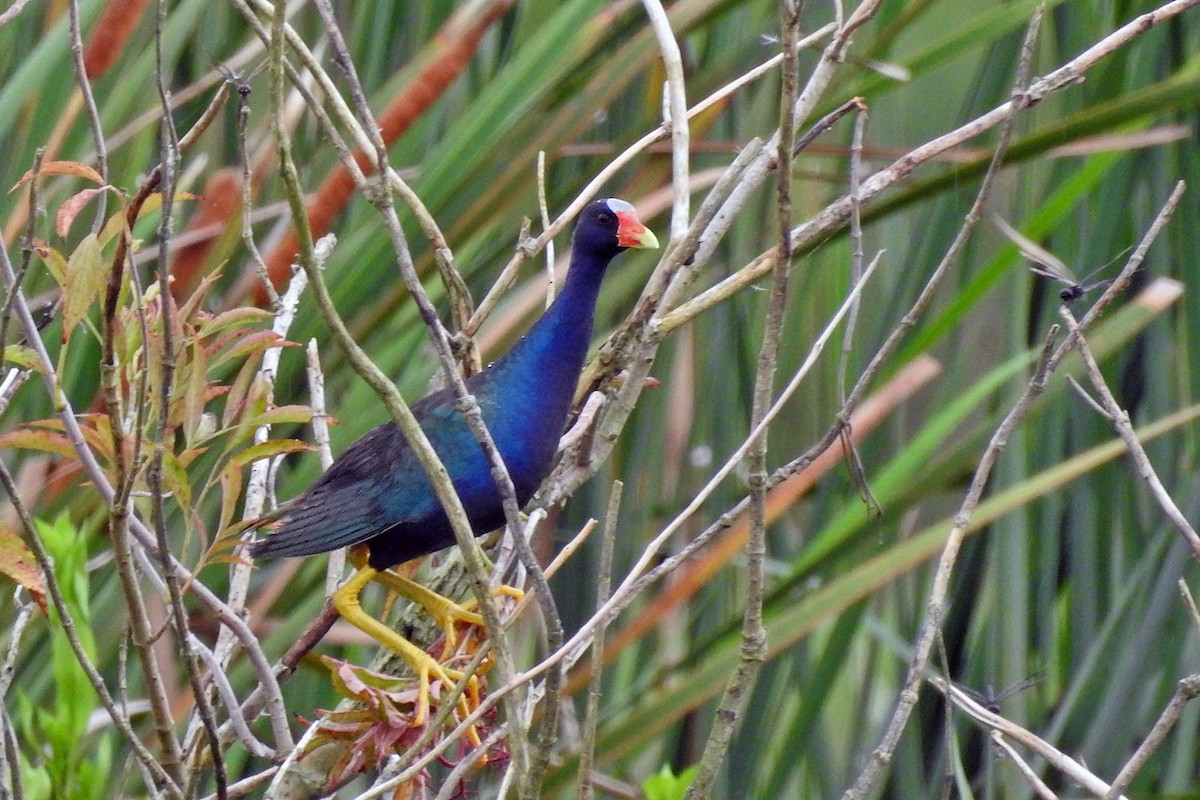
(482, 249, 612, 431)
(508, 251, 608, 384)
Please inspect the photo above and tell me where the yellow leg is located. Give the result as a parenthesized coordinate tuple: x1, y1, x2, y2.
(333, 565, 476, 733)
(346, 546, 523, 656)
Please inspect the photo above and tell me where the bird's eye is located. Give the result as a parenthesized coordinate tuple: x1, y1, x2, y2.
(596, 212, 613, 226)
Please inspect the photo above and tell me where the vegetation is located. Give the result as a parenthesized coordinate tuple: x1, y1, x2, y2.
(0, 0, 1198, 797)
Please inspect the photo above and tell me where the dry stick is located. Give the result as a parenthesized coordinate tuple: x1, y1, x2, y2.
(839, 101, 868, 404)
(432, 725, 513, 800)
(149, 6, 227, 795)
(0, 458, 183, 798)
(0, 0, 37, 27)
(224, 265, 311, 649)
(188, 635, 275, 760)
(839, 13, 1044, 798)
(0, 147, 43, 368)
(1, 709, 22, 800)
(1061, 300, 1200, 559)
(309, 2, 555, 789)
(0, 591, 32, 797)
(844, 181, 1187, 800)
(640, 0, 690, 241)
(234, 73, 282, 311)
(657, 0, 1200, 336)
(200, 768, 277, 800)
(537, 151, 555, 307)
(1180, 580, 1200, 636)
(305, 340, 342, 597)
(930, 676, 1129, 799)
(837, 101, 880, 514)
(576, 482, 621, 800)
(1104, 674, 1200, 799)
(684, 1, 800, 794)
(0, 369, 29, 416)
(66, 0, 108, 232)
(989, 732, 1058, 800)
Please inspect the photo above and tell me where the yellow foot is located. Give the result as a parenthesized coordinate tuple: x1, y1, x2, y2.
(333, 565, 483, 747)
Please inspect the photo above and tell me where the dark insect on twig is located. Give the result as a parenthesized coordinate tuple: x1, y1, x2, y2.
(993, 215, 1131, 303)
(958, 673, 1043, 714)
(215, 59, 267, 98)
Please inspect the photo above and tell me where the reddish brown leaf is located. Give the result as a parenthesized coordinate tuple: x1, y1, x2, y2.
(12, 161, 105, 191)
(56, 187, 114, 239)
(0, 528, 45, 613)
(0, 428, 76, 459)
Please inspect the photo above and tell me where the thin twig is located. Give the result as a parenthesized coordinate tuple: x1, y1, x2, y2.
(305, 339, 341, 597)
(1104, 674, 1200, 799)
(577, 481, 621, 800)
(0, 148, 43, 363)
(840, 14, 1043, 794)
(685, 0, 799, 792)
(67, 0, 108, 232)
(657, 0, 1200, 335)
(233, 67, 282, 310)
(1057, 192, 1199, 560)
(188, 635, 276, 760)
(930, 675, 1129, 799)
(640, 0, 690, 241)
(150, 3, 227, 793)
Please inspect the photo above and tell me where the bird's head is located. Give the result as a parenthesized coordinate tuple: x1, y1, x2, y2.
(573, 198, 659, 259)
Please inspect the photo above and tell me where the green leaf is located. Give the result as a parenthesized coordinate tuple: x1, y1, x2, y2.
(240, 403, 315, 430)
(196, 306, 274, 341)
(3, 344, 45, 372)
(642, 765, 697, 800)
(61, 232, 106, 342)
(230, 438, 314, 469)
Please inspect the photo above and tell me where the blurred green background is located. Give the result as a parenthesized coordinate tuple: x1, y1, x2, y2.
(2, 0, 1200, 797)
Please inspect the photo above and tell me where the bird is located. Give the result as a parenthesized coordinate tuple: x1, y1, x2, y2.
(251, 197, 657, 727)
